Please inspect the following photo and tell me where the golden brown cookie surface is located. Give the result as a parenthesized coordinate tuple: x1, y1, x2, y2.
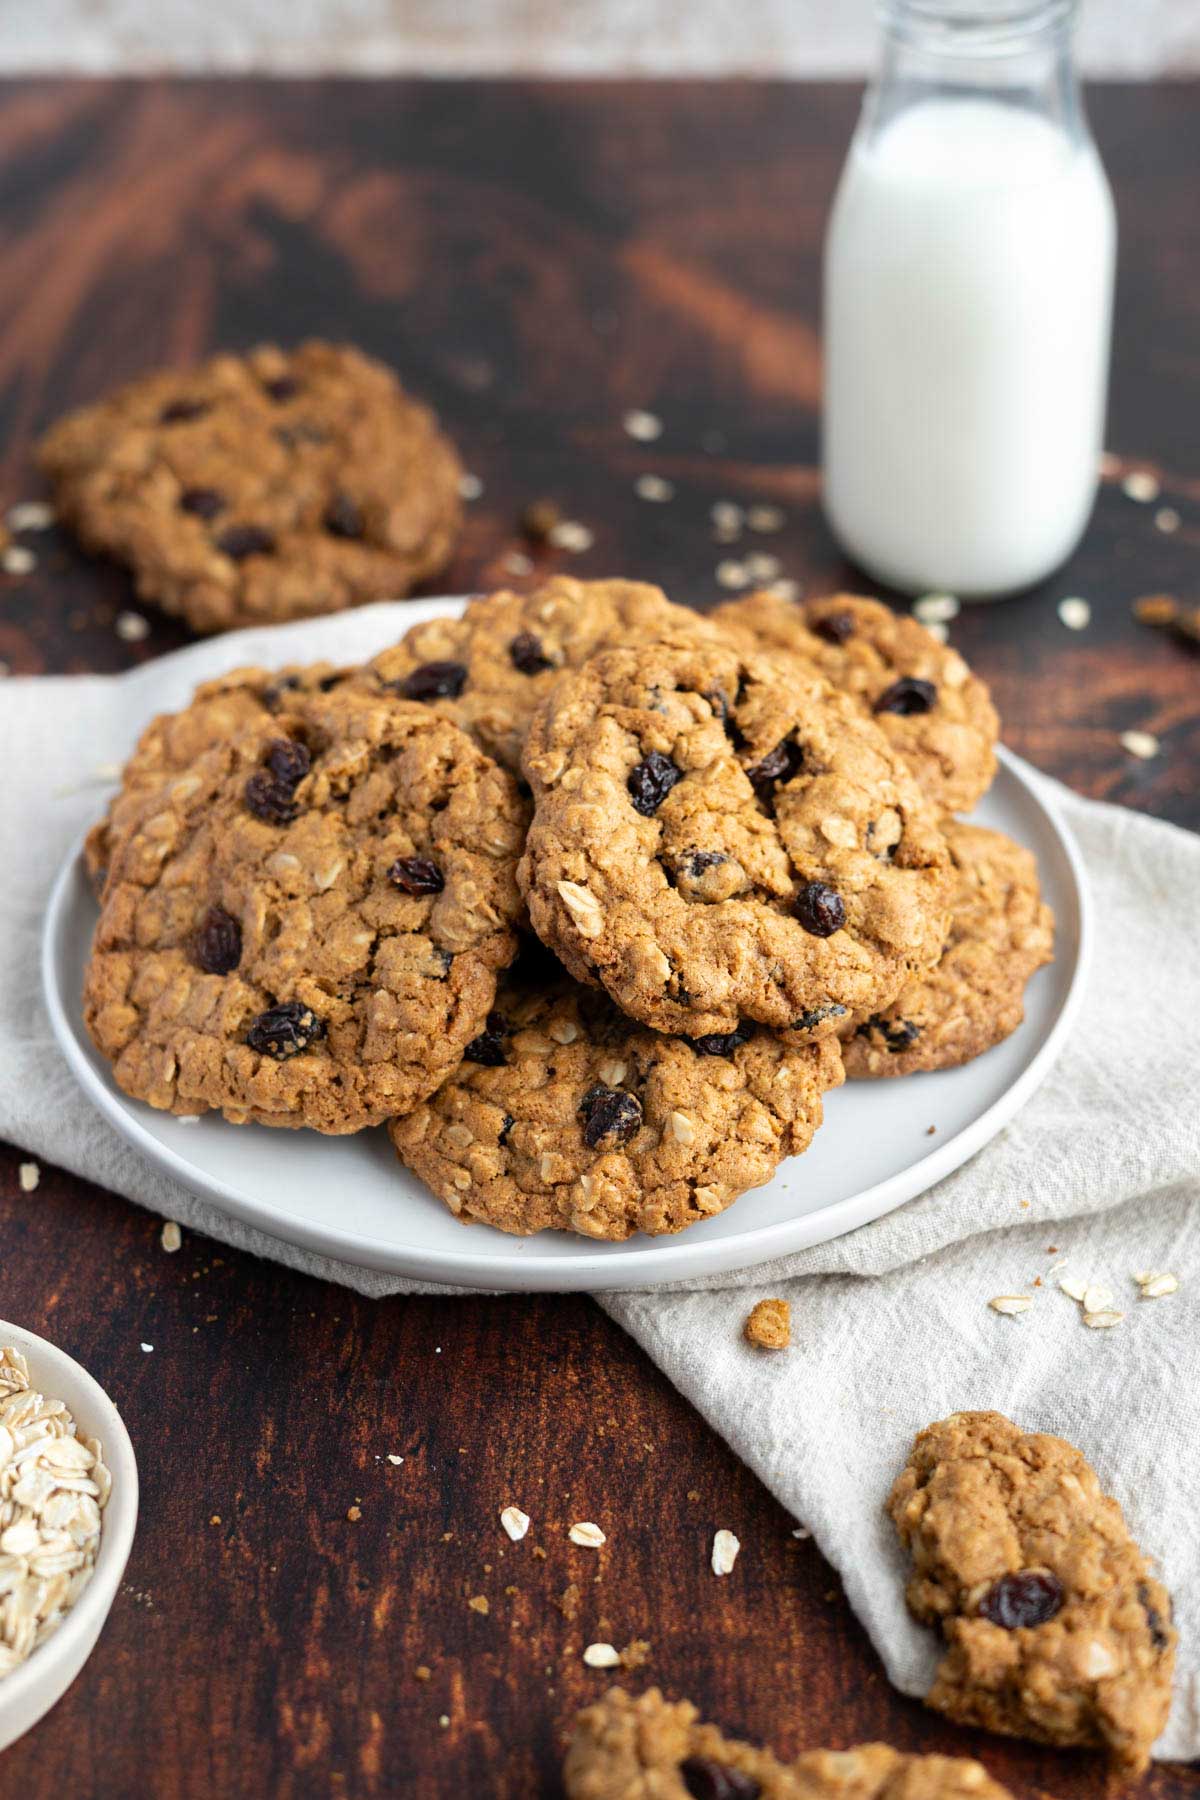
(40, 341, 462, 632)
(84, 685, 526, 1132)
(716, 591, 999, 814)
(391, 948, 843, 1240)
(888, 1411, 1176, 1773)
(520, 639, 951, 1042)
(364, 576, 730, 773)
(843, 822, 1054, 1077)
(564, 1686, 1018, 1800)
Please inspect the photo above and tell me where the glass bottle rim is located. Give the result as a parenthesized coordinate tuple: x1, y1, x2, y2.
(877, 0, 1076, 53)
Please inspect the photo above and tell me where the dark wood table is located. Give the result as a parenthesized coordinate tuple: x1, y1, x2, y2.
(1, 80, 1196, 1800)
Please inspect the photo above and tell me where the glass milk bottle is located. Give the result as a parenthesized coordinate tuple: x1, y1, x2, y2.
(822, 0, 1116, 599)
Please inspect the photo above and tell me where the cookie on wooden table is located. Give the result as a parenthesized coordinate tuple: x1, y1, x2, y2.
(564, 1685, 1019, 1800)
(84, 684, 526, 1132)
(888, 1411, 1176, 1774)
(716, 591, 999, 815)
(84, 660, 351, 896)
(364, 575, 731, 774)
(519, 638, 951, 1042)
(843, 822, 1054, 1077)
(39, 341, 462, 633)
(390, 944, 843, 1239)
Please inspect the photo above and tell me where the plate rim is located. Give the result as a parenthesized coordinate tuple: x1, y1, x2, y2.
(41, 746, 1090, 1293)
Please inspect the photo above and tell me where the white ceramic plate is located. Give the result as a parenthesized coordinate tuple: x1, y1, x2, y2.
(41, 611, 1088, 1292)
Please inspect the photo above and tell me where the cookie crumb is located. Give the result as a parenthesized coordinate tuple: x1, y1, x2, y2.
(521, 498, 562, 541)
(619, 1638, 651, 1669)
(556, 1583, 582, 1620)
(744, 1297, 791, 1350)
(467, 1594, 489, 1614)
(346, 1504, 362, 1522)
(414, 1665, 431, 1681)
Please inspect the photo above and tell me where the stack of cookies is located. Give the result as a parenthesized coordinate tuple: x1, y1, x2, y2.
(81, 575, 1054, 1241)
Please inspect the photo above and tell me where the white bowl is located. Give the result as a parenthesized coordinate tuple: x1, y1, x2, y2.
(0, 1321, 138, 1751)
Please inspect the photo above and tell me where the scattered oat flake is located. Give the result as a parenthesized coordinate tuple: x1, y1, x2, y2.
(1120, 729, 1159, 760)
(1123, 471, 1160, 503)
(17, 1161, 40, 1193)
(1083, 1283, 1115, 1314)
(503, 551, 534, 577)
(1138, 1272, 1180, 1299)
(791, 1525, 812, 1540)
(1058, 1273, 1088, 1302)
(458, 472, 483, 502)
(747, 504, 784, 533)
(2, 545, 35, 576)
(744, 552, 780, 582)
(913, 593, 960, 625)
(386, 1454, 404, 1466)
(764, 577, 802, 603)
(716, 559, 749, 590)
(568, 1521, 606, 1549)
(160, 1221, 182, 1253)
(711, 501, 743, 530)
(7, 501, 54, 532)
(1057, 596, 1091, 630)
(439, 1715, 450, 1728)
(582, 1642, 621, 1668)
(924, 620, 949, 644)
(547, 520, 593, 553)
(1155, 507, 1181, 533)
(116, 611, 149, 642)
(634, 474, 674, 503)
(712, 1529, 741, 1576)
(500, 1505, 530, 1542)
(989, 1295, 1032, 1317)
(140, 1343, 154, 1354)
(1084, 1309, 1124, 1329)
(623, 409, 662, 442)
(414, 1664, 431, 1681)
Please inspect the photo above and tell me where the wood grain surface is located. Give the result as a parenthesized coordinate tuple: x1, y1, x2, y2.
(0, 79, 1197, 1799)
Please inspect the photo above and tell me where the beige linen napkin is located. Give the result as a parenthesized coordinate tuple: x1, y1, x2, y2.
(2, 603, 1196, 1757)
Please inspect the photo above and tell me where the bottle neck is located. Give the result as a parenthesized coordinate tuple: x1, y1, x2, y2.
(866, 0, 1086, 146)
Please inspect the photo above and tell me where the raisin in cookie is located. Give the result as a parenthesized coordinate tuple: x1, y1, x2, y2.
(716, 592, 999, 814)
(888, 1411, 1176, 1774)
(843, 823, 1054, 1077)
(519, 640, 951, 1041)
(565, 1687, 1017, 1800)
(39, 342, 461, 633)
(389, 946, 843, 1239)
(84, 661, 351, 896)
(83, 686, 526, 1131)
(364, 575, 729, 773)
